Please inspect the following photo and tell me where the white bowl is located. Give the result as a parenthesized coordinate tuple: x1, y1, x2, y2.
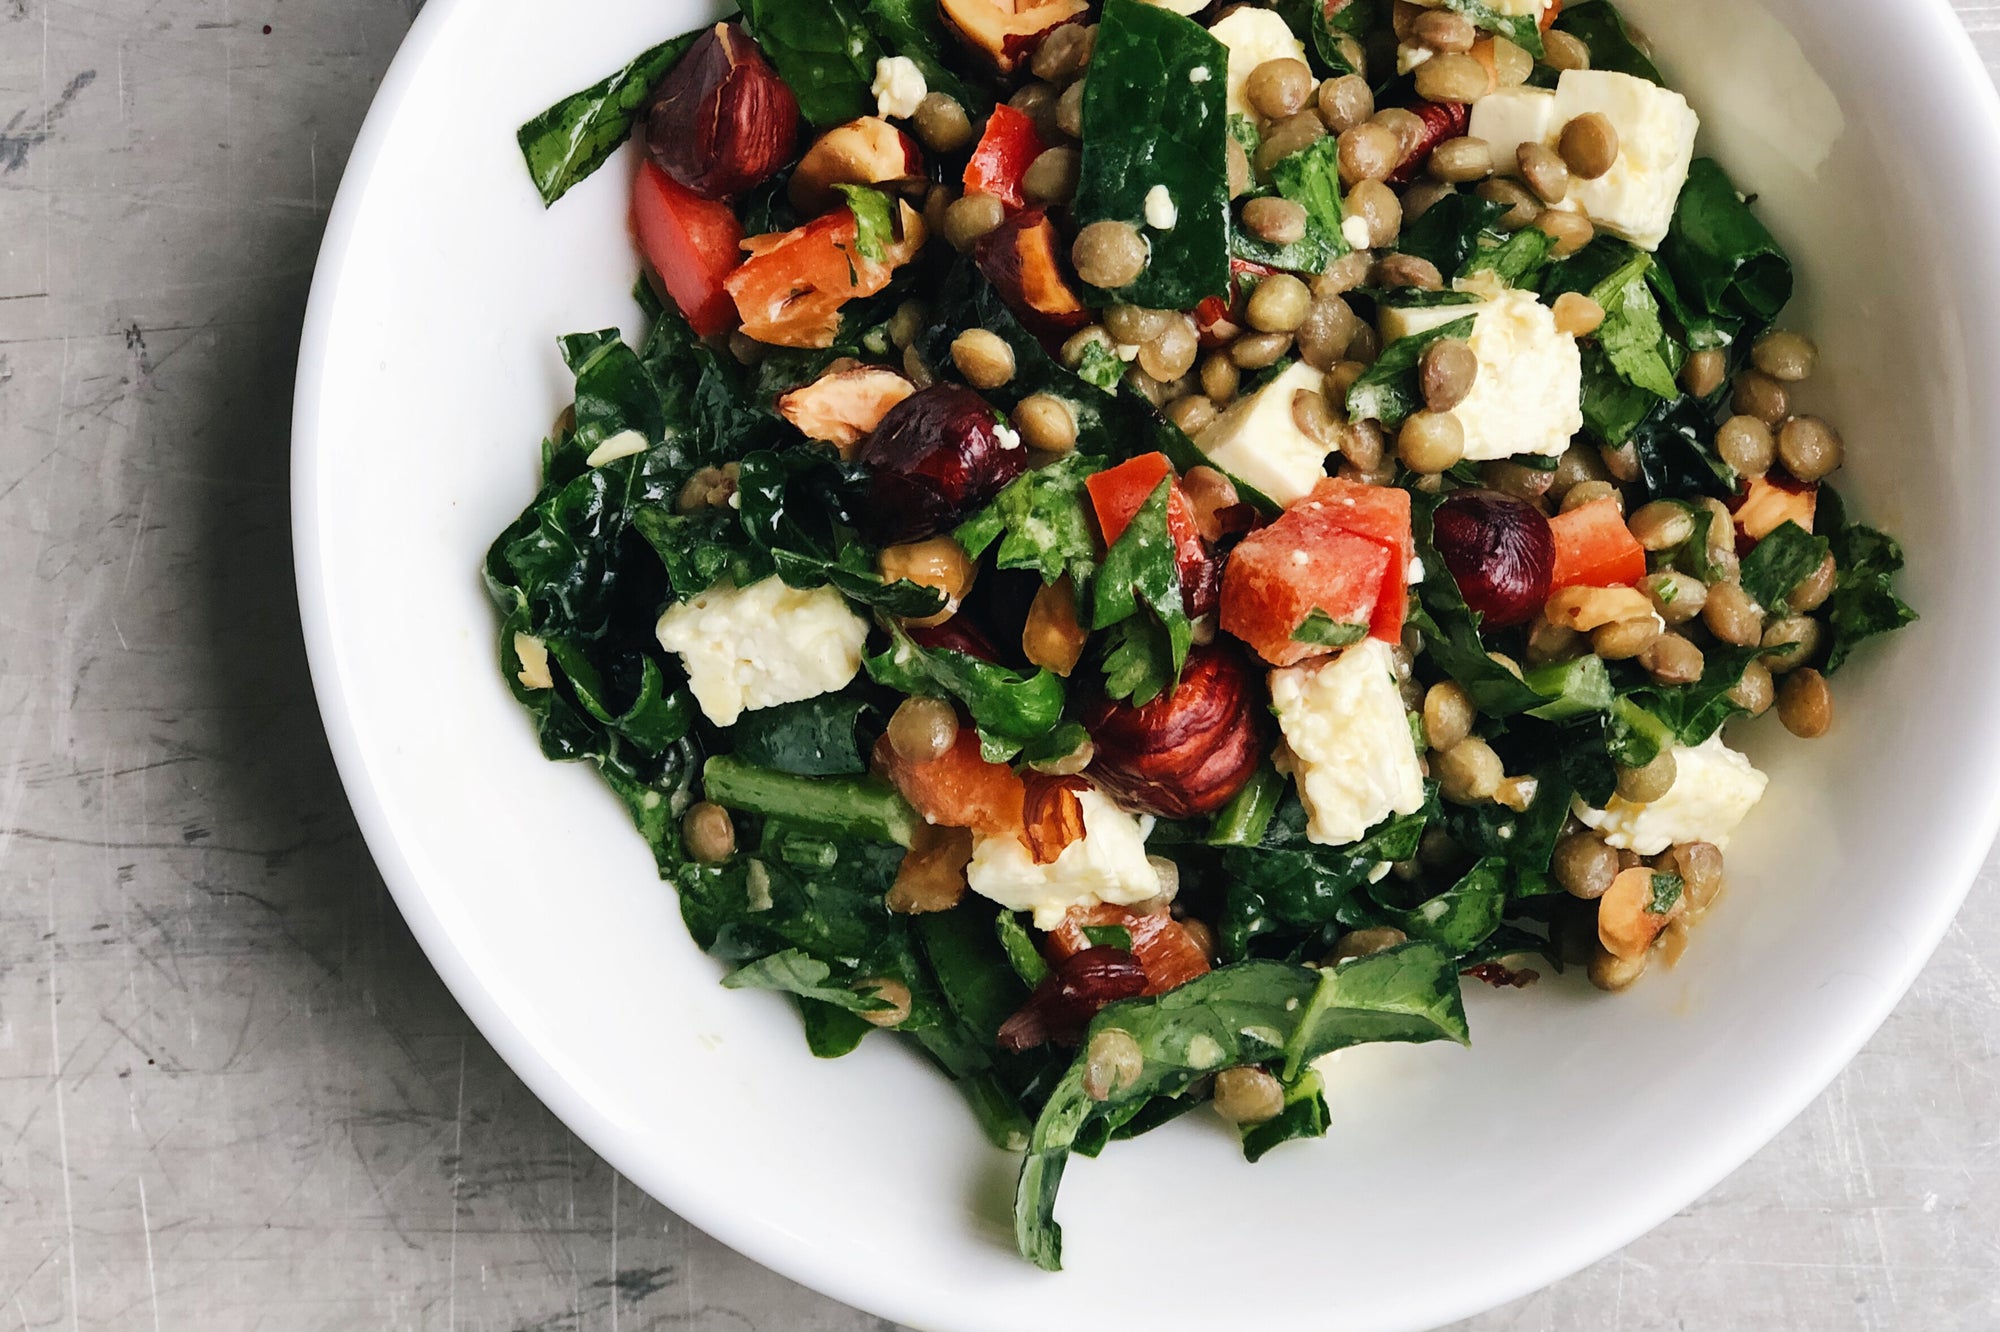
(292, 2, 2000, 1328)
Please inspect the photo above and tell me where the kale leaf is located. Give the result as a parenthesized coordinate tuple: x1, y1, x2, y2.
(517, 31, 702, 206)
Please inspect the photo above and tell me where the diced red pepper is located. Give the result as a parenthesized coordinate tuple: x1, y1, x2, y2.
(1542, 0, 1563, 32)
(874, 729, 1024, 839)
(963, 105, 1046, 210)
(631, 160, 744, 337)
(1302, 477, 1413, 640)
(1548, 495, 1647, 591)
(1088, 453, 1207, 567)
(1194, 259, 1280, 347)
(1221, 521, 1394, 667)
(1046, 904, 1211, 996)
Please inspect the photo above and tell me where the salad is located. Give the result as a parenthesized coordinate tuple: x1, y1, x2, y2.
(487, 0, 1917, 1270)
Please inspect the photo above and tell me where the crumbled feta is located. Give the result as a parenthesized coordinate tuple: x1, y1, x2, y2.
(1468, 72, 1699, 251)
(1575, 734, 1769, 855)
(1144, 185, 1178, 230)
(871, 55, 927, 120)
(1341, 214, 1373, 250)
(1209, 8, 1308, 120)
(1397, 42, 1435, 75)
(1191, 361, 1337, 507)
(1140, 0, 1209, 13)
(995, 423, 1023, 451)
(1189, 65, 1212, 83)
(1550, 70, 1700, 250)
(1270, 639, 1427, 847)
(513, 633, 554, 690)
(1378, 289, 1582, 461)
(966, 789, 1162, 929)
(584, 429, 647, 468)
(655, 576, 869, 727)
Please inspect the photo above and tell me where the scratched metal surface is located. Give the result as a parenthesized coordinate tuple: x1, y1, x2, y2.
(0, 1, 1996, 1328)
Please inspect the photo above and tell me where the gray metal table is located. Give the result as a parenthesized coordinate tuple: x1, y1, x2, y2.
(1, 3, 1994, 1327)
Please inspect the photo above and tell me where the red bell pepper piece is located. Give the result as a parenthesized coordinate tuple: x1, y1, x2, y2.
(1548, 496, 1648, 591)
(631, 160, 744, 337)
(963, 105, 1047, 210)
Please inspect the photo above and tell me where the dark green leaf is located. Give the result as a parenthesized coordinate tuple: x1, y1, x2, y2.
(1820, 490, 1918, 672)
(1396, 193, 1510, 277)
(1216, 803, 1431, 961)
(727, 696, 874, 776)
(1551, 0, 1664, 83)
(866, 623, 1067, 746)
(859, 0, 977, 108)
(1739, 520, 1831, 610)
(1648, 872, 1684, 915)
(1074, 0, 1231, 308)
(1232, 137, 1350, 273)
(1239, 1068, 1330, 1162)
(1379, 857, 1508, 954)
(1348, 315, 1477, 428)
(723, 949, 893, 1012)
(1014, 945, 1468, 1269)
(1463, 226, 1555, 287)
(1658, 158, 1794, 329)
(1092, 479, 1193, 704)
(517, 31, 702, 206)
(738, 0, 883, 126)
(956, 454, 1107, 590)
(1629, 645, 1761, 746)
(1627, 393, 1735, 503)
(702, 756, 920, 846)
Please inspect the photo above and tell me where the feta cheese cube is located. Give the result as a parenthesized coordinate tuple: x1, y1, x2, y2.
(1549, 70, 1700, 250)
(871, 56, 927, 120)
(1270, 639, 1427, 847)
(1469, 72, 1699, 251)
(1575, 733, 1769, 855)
(655, 575, 869, 727)
(1467, 86, 1559, 176)
(1145, 184, 1179, 230)
(1191, 360, 1336, 507)
(966, 788, 1162, 928)
(1209, 8, 1308, 121)
(1378, 289, 1582, 461)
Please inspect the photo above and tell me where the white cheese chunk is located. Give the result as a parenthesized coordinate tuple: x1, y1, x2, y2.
(1271, 639, 1427, 847)
(1144, 184, 1179, 230)
(1139, 0, 1210, 14)
(1378, 289, 1582, 461)
(655, 576, 869, 727)
(1341, 214, 1373, 250)
(1575, 734, 1769, 855)
(1467, 86, 1559, 176)
(1209, 8, 1308, 121)
(1549, 70, 1700, 250)
(871, 56, 927, 120)
(966, 789, 1162, 929)
(1469, 73, 1699, 251)
(1397, 42, 1435, 76)
(1191, 360, 1335, 507)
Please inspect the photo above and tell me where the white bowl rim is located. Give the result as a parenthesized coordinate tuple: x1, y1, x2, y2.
(292, 3, 2000, 1327)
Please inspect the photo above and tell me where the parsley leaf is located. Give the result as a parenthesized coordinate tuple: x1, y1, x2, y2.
(1292, 611, 1369, 647)
(1348, 315, 1477, 428)
(956, 454, 1105, 591)
(1739, 520, 1830, 610)
(1082, 924, 1135, 951)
